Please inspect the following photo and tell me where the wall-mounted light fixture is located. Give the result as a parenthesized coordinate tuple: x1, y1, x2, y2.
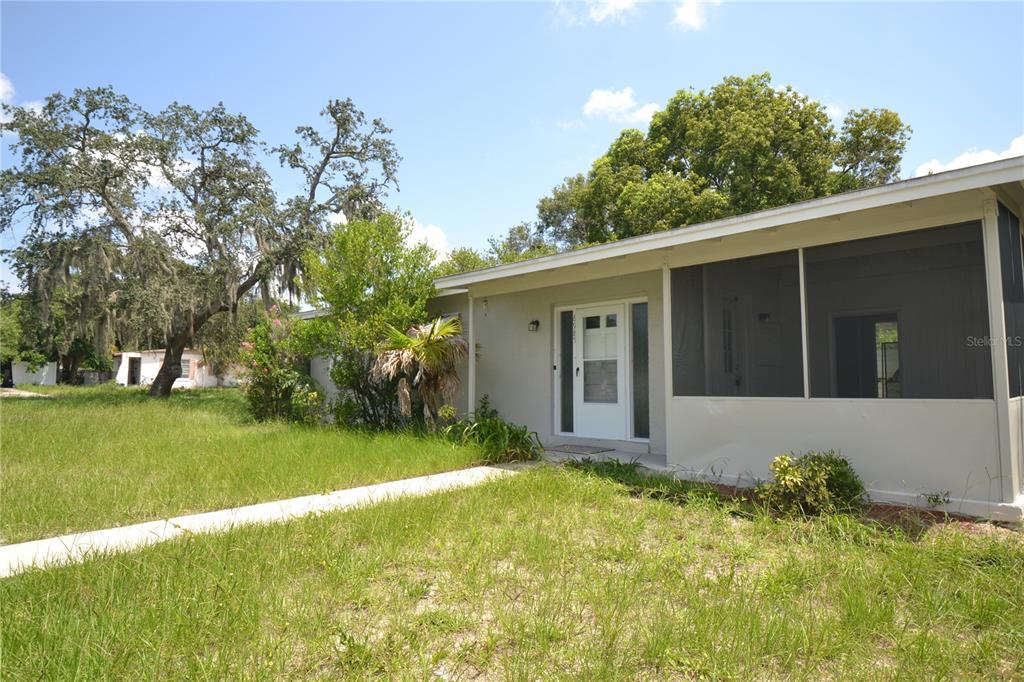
(528, 319, 540, 332)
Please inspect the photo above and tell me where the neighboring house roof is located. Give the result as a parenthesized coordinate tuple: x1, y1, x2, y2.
(295, 308, 329, 320)
(435, 156, 1024, 290)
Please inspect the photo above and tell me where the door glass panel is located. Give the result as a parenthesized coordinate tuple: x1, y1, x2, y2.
(834, 313, 899, 398)
(631, 302, 649, 438)
(875, 319, 900, 398)
(582, 309, 619, 403)
(584, 360, 617, 403)
(559, 310, 574, 432)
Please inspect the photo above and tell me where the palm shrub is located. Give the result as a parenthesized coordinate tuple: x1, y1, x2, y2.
(373, 316, 468, 426)
(444, 396, 541, 463)
(757, 450, 866, 515)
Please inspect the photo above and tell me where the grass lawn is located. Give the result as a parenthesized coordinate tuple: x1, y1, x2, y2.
(0, 385, 480, 544)
(3, 463, 1022, 680)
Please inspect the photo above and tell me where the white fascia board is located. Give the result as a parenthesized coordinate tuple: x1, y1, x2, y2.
(435, 156, 1024, 289)
(435, 287, 469, 297)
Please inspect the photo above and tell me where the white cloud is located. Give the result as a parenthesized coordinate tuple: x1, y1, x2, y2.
(824, 102, 846, 123)
(672, 0, 721, 31)
(588, 0, 638, 23)
(583, 87, 660, 126)
(0, 73, 13, 104)
(913, 135, 1024, 177)
(555, 0, 638, 25)
(0, 74, 44, 122)
(406, 218, 449, 262)
(0, 72, 13, 124)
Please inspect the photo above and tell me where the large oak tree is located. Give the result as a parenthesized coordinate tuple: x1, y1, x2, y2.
(1, 88, 398, 396)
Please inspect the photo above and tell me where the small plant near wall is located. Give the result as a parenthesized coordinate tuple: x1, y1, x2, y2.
(922, 490, 952, 509)
(444, 396, 541, 464)
(757, 450, 866, 516)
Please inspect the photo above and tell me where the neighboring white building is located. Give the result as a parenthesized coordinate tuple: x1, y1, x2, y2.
(11, 361, 58, 386)
(415, 158, 1024, 520)
(113, 349, 238, 389)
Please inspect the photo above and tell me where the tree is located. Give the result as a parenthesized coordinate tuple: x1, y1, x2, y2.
(433, 247, 492, 278)
(303, 212, 437, 428)
(196, 297, 264, 386)
(434, 223, 558, 277)
(373, 316, 468, 425)
(536, 72, 911, 248)
(1, 89, 399, 396)
(0, 296, 45, 370)
(487, 222, 558, 264)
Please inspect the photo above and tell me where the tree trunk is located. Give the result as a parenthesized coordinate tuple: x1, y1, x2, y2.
(148, 337, 188, 398)
(60, 354, 82, 384)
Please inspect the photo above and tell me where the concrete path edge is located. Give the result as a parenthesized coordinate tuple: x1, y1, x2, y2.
(0, 465, 518, 579)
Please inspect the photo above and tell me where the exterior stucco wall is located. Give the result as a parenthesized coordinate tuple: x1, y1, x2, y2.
(665, 397, 1009, 516)
(11, 361, 58, 386)
(114, 350, 212, 389)
(466, 270, 665, 455)
(427, 293, 471, 415)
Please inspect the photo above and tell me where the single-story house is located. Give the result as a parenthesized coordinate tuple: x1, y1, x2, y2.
(113, 349, 237, 389)
(417, 157, 1024, 520)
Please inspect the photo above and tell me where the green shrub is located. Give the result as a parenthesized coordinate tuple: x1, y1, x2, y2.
(757, 450, 866, 515)
(240, 308, 326, 425)
(444, 396, 540, 464)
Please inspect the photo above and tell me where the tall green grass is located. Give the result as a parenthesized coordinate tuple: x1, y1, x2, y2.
(0, 385, 479, 543)
(3, 465, 1022, 679)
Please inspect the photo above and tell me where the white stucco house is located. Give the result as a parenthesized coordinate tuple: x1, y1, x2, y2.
(113, 349, 237, 389)
(314, 158, 1024, 520)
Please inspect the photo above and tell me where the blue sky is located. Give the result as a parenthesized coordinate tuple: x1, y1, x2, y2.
(2, 0, 1023, 264)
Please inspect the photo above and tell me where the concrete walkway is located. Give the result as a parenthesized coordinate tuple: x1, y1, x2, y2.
(0, 465, 518, 579)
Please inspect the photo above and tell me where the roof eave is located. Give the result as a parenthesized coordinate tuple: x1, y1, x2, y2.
(435, 156, 1024, 289)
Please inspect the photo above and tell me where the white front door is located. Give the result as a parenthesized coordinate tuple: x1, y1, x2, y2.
(573, 303, 627, 440)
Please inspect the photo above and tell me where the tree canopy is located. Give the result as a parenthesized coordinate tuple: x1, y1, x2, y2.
(434, 222, 558, 278)
(536, 72, 911, 249)
(1, 89, 399, 394)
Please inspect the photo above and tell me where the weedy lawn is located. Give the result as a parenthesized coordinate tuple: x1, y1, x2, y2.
(0, 385, 480, 543)
(3, 463, 1021, 680)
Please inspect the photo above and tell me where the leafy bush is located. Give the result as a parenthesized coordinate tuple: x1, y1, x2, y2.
(444, 396, 541, 464)
(240, 307, 326, 424)
(757, 450, 866, 515)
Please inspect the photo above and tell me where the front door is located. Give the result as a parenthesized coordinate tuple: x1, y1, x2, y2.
(573, 303, 627, 440)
